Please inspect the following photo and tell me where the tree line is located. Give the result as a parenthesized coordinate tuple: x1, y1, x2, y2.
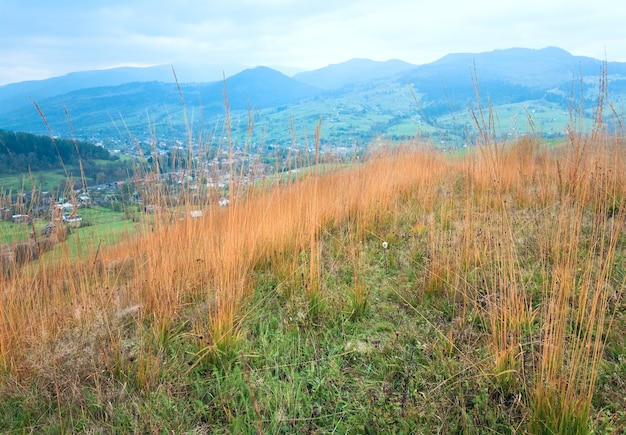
(0, 128, 112, 173)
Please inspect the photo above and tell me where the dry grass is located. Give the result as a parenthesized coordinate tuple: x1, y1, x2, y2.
(0, 102, 625, 431)
(0, 136, 447, 367)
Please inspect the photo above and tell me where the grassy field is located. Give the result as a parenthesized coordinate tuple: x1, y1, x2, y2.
(1, 206, 140, 278)
(0, 206, 134, 242)
(0, 169, 72, 193)
(0, 61, 620, 432)
(0, 108, 625, 433)
(434, 101, 576, 139)
(41, 206, 140, 263)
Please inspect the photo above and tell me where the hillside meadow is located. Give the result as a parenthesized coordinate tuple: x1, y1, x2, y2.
(1, 110, 626, 433)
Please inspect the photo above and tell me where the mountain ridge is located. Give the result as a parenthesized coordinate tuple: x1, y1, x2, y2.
(293, 58, 417, 89)
(0, 63, 251, 114)
(1, 47, 625, 145)
(0, 67, 321, 138)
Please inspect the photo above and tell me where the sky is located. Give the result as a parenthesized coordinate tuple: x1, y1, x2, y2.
(1, 0, 624, 85)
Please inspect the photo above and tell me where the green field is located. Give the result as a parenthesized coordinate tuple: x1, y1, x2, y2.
(0, 169, 74, 193)
(46, 207, 140, 261)
(1, 206, 140, 264)
(434, 101, 588, 139)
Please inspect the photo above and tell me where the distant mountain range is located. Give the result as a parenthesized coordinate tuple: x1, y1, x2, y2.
(1, 47, 624, 148)
(0, 63, 249, 115)
(293, 58, 417, 89)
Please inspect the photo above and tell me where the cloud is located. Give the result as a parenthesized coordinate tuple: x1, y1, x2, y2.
(0, 0, 624, 85)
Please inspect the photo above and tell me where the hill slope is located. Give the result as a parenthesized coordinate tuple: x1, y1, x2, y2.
(0, 63, 249, 115)
(1, 133, 625, 432)
(293, 58, 417, 89)
(0, 67, 320, 139)
(1, 47, 625, 147)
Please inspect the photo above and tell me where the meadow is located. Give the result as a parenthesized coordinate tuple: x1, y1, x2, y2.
(0, 170, 70, 193)
(0, 94, 625, 434)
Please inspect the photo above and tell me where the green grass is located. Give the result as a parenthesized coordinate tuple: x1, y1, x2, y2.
(0, 169, 72, 192)
(0, 221, 36, 244)
(42, 207, 139, 261)
(434, 101, 581, 138)
(1, 206, 138, 267)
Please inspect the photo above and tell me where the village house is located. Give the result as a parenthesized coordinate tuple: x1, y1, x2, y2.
(11, 214, 32, 224)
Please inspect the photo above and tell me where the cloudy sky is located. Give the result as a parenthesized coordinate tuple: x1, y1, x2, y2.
(0, 0, 624, 85)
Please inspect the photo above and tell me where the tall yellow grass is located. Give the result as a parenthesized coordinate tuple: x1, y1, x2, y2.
(0, 112, 624, 432)
(0, 141, 446, 372)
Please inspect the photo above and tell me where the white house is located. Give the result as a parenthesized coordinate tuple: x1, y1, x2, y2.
(12, 214, 32, 224)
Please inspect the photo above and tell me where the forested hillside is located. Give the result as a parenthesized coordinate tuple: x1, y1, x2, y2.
(0, 128, 112, 173)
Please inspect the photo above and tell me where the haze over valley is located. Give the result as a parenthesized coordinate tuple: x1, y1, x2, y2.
(1, 47, 625, 158)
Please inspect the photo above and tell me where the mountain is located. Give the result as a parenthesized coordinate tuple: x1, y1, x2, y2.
(399, 47, 626, 122)
(0, 63, 249, 115)
(293, 58, 417, 89)
(0, 81, 184, 137)
(409, 47, 626, 89)
(1, 47, 625, 147)
(201, 66, 321, 110)
(0, 67, 320, 138)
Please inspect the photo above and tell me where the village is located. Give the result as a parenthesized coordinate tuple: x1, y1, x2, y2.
(0, 147, 279, 227)
(0, 134, 357, 231)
